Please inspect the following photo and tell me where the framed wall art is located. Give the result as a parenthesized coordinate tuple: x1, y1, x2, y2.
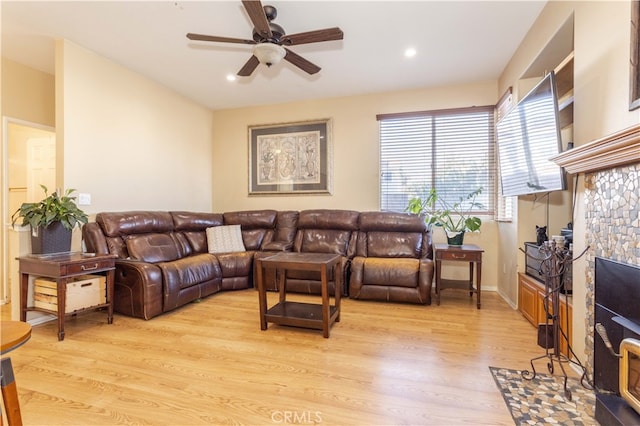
(248, 119, 332, 195)
(631, 0, 640, 111)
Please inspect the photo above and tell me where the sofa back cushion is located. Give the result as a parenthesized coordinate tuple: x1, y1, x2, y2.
(294, 209, 359, 257)
(98, 211, 174, 236)
(223, 210, 277, 251)
(126, 233, 182, 263)
(96, 211, 175, 259)
(172, 211, 224, 231)
(273, 210, 299, 242)
(171, 211, 224, 254)
(356, 212, 429, 259)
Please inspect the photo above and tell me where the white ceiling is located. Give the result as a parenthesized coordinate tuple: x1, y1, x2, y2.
(1, 1, 547, 111)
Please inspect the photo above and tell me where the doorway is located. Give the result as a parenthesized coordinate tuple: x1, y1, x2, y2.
(2, 118, 56, 304)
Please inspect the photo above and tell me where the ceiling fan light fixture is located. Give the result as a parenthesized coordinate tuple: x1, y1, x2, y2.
(253, 43, 286, 67)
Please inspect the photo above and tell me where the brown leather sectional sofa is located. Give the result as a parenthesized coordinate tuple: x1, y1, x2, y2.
(82, 209, 434, 320)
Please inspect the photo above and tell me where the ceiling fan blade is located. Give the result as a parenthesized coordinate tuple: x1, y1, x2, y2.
(187, 33, 255, 45)
(281, 27, 344, 46)
(284, 49, 321, 75)
(241, 0, 272, 39)
(238, 55, 260, 77)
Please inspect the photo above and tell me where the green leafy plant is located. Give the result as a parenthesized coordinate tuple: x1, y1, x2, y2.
(406, 187, 484, 233)
(11, 185, 88, 231)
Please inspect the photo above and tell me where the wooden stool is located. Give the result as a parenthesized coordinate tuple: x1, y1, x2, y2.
(1, 321, 32, 426)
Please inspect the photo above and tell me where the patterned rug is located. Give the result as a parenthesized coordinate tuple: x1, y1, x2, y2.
(489, 366, 597, 425)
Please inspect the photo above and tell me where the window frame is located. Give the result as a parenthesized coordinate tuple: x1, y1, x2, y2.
(377, 105, 496, 215)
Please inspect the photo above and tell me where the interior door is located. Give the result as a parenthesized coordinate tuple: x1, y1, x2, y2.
(2, 120, 55, 306)
(27, 136, 56, 201)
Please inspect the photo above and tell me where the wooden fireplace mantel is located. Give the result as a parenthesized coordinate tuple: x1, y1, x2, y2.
(551, 123, 640, 174)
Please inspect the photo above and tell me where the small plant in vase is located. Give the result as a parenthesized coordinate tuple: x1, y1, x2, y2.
(11, 185, 88, 254)
(406, 187, 483, 246)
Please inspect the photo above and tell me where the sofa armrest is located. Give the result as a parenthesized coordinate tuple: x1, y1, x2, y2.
(113, 259, 163, 320)
(419, 258, 435, 303)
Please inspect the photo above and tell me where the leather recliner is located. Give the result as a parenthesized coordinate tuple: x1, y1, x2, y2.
(349, 211, 434, 304)
(285, 209, 360, 296)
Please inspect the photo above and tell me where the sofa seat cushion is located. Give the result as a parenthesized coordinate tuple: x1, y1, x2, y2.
(262, 241, 293, 251)
(215, 252, 254, 277)
(158, 253, 221, 291)
(359, 257, 421, 288)
(126, 233, 181, 263)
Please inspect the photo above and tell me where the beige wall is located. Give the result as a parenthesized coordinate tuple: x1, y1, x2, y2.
(2, 40, 216, 315)
(1, 58, 55, 126)
(1, 58, 55, 307)
(212, 81, 502, 288)
(56, 40, 215, 215)
(498, 0, 640, 365)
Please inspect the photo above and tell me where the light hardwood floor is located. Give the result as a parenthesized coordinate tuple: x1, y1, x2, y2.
(2, 289, 546, 425)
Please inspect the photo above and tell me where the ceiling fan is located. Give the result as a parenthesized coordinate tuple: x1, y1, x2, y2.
(186, 0, 344, 77)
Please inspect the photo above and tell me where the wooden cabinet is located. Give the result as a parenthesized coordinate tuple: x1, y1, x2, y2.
(518, 272, 573, 357)
(518, 274, 539, 324)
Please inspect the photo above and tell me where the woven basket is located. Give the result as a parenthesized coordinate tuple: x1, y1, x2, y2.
(31, 222, 72, 254)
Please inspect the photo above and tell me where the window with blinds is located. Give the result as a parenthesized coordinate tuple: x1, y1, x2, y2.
(495, 87, 515, 221)
(377, 106, 495, 214)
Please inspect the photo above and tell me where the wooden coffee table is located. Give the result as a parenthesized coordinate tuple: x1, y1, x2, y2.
(255, 252, 342, 338)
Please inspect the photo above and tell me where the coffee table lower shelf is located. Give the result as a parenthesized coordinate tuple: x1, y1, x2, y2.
(265, 301, 339, 331)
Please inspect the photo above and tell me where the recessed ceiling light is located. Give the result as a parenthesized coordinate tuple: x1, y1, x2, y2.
(405, 48, 417, 58)
(226, 74, 237, 82)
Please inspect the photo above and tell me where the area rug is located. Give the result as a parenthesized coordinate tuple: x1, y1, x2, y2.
(489, 366, 597, 425)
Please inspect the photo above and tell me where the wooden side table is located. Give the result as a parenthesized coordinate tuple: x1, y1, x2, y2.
(256, 252, 342, 338)
(1, 321, 31, 426)
(18, 252, 116, 341)
(434, 243, 484, 309)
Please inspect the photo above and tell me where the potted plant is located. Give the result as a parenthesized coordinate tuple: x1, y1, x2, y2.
(406, 187, 483, 246)
(11, 185, 88, 254)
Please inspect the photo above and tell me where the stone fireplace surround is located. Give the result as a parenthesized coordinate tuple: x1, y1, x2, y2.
(552, 123, 640, 424)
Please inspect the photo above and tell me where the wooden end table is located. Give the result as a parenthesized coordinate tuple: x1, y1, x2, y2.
(255, 252, 342, 338)
(434, 243, 484, 309)
(18, 252, 117, 341)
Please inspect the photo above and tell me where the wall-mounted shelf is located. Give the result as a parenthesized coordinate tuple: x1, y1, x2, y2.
(555, 52, 574, 145)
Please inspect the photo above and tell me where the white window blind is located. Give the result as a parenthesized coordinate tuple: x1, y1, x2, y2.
(495, 88, 515, 221)
(378, 106, 495, 214)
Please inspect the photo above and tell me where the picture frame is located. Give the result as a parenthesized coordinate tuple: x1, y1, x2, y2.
(248, 119, 332, 195)
(630, 0, 640, 111)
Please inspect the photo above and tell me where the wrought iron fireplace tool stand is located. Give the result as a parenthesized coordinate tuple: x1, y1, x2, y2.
(520, 240, 591, 401)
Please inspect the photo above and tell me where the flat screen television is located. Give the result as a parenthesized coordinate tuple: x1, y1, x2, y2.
(496, 71, 566, 197)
